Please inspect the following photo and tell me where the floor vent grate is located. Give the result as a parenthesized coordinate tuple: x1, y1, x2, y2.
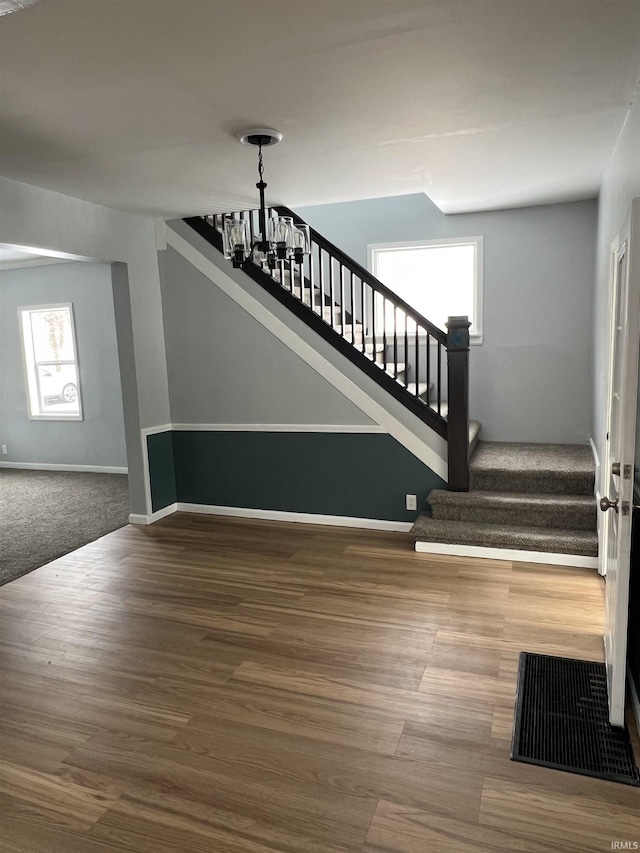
(511, 652, 640, 785)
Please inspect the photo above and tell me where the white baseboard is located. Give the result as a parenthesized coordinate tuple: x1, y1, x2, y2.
(414, 540, 599, 569)
(177, 503, 413, 532)
(129, 500, 412, 532)
(129, 503, 178, 525)
(0, 461, 128, 474)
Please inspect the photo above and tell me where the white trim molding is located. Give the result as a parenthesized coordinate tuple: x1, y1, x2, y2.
(0, 461, 127, 474)
(129, 503, 177, 525)
(414, 540, 599, 569)
(178, 503, 412, 531)
(166, 226, 448, 480)
(141, 424, 173, 437)
(170, 423, 385, 433)
(129, 501, 412, 532)
(140, 424, 172, 516)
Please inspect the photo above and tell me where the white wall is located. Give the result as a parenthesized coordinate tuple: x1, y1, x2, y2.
(298, 194, 597, 444)
(0, 177, 171, 513)
(0, 261, 127, 468)
(593, 83, 640, 475)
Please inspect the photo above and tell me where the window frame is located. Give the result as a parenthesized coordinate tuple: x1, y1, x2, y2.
(18, 301, 84, 422)
(368, 236, 484, 344)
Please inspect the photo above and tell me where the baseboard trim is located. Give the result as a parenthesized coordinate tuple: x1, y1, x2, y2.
(414, 540, 599, 568)
(132, 500, 412, 531)
(628, 664, 640, 736)
(129, 503, 178, 525)
(177, 503, 413, 531)
(0, 461, 128, 474)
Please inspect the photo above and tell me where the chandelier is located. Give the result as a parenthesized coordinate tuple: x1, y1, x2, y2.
(221, 128, 310, 270)
(0, 0, 47, 14)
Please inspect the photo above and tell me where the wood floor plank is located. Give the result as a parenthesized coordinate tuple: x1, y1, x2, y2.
(230, 660, 495, 735)
(479, 777, 640, 852)
(182, 683, 407, 754)
(0, 762, 125, 833)
(65, 736, 378, 850)
(0, 513, 636, 851)
(0, 817, 129, 853)
(363, 798, 554, 853)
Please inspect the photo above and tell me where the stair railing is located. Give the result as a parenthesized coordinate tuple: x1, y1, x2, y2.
(185, 207, 471, 490)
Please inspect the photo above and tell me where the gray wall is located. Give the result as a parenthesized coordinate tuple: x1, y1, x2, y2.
(0, 261, 127, 468)
(298, 194, 598, 444)
(593, 86, 640, 473)
(158, 245, 375, 426)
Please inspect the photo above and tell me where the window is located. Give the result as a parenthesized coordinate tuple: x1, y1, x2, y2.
(19, 303, 83, 420)
(369, 237, 483, 342)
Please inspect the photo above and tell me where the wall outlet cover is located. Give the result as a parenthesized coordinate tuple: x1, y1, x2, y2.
(405, 494, 417, 510)
(1, 445, 7, 455)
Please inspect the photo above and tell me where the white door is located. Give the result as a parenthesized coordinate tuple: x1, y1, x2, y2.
(601, 199, 640, 727)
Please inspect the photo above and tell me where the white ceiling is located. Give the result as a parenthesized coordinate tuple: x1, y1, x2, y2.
(0, 0, 639, 218)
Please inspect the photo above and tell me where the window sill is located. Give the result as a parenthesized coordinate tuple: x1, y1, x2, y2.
(28, 414, 84, 422)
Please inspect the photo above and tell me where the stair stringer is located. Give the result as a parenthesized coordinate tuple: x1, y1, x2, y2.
(166, 220, 448, 479)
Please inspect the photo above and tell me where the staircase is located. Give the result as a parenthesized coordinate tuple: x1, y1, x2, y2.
(412, 440, 598, 559)
(185, 206, 473, 487)
(184, 208, 599, 564)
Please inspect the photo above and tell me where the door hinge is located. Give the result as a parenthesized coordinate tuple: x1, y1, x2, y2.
(622, 501, 631, 516)
(624, 464, 632, 479)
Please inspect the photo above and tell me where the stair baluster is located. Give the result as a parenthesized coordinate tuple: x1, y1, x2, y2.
(184, 207, 473, 489)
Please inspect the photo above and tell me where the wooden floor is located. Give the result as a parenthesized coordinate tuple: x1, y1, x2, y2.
(1, 513, 638, 852)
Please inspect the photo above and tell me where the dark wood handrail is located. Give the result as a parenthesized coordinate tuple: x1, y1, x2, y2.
(275, 205, 447, 343)
(184, 211, 474, 488)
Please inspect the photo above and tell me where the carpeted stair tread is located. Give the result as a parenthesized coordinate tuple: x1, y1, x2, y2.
(428, 489, 596, 531)
(470, 441, 594, 495)
(411, 514, 598, 557)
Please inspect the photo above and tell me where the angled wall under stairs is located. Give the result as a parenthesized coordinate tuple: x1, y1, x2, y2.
(145, 219, 450, 527)
(412, 440, 598, 566)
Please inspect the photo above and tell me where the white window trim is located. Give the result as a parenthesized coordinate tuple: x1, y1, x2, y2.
(18, 301, 84, 422)
(368, 236, 484, 345)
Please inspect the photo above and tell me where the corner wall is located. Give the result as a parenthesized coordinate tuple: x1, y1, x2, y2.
(0, 177, 171, 514)
(298, 194, 598, 445)
(150, 224, 446, 525)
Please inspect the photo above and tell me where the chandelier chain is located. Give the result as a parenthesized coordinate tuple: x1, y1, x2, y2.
(257, 144, 264, 183)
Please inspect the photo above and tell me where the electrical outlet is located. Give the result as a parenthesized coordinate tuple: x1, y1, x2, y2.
(1, 445, 7, 455)
(405, 494, 417, 511)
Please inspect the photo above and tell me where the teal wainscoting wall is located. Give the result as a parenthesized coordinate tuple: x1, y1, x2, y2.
(147, 430, 177, 511)
(148, 429, 444, 521)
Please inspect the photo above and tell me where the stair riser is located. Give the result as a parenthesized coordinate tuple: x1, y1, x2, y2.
(469, 471, 594, 496)
(414, 530, 598, 557)
(431, 504, 596, 531)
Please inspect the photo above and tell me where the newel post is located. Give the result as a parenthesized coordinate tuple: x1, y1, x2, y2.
(446, 315, 471, 491)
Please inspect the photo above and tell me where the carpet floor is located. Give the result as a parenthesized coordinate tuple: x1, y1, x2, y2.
(0, 469, 129, 586)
